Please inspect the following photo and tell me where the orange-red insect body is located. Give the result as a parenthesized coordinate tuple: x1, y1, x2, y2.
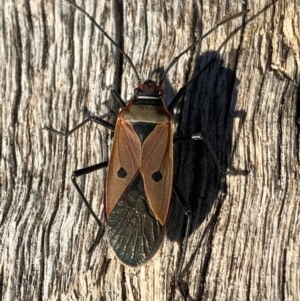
(105, 80, 173, 265)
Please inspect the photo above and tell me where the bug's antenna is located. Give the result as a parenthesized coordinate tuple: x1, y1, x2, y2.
(159, 10, 250, 85)
(62, 0, 141, 84)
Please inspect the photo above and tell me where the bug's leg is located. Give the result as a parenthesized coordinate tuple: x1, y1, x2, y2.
(45, 90, 126, 136)
(167, 58, 217, 112)
(174, 133, 248, 175)
(173, 184, 192, 299)
(111, 90, 126, 108)
(72, 161, 109, 252)
(44, 116, 115, 137)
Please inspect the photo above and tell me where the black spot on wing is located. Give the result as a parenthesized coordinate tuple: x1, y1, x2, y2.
(152, 170, 162, 182)
(117, 167, 127, 178)
(106, 173, 164, 266)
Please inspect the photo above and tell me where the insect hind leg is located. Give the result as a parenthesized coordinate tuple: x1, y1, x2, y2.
(172, 184, 192, 299)
(72, 161, 109, 252)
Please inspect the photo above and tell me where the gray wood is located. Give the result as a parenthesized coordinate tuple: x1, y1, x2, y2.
(1, 0, 299, 300)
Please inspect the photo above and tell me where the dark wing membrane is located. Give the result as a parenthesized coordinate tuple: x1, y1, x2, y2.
(106, 173, 164, 266)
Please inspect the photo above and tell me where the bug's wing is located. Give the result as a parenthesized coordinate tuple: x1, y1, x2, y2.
(106, 173, 164, 266)
(141, 123, 173, 225)
(106, 120, 141, 218)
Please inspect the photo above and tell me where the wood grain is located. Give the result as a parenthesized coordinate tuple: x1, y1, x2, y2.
(1, 0, 299, 300)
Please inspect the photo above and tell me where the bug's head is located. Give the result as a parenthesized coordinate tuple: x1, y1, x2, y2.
(134, 80, 164, 97)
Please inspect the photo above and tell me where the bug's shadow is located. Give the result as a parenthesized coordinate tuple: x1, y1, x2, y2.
(156, 50, 246, 270)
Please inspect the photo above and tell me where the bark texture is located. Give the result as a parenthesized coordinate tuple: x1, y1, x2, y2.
(1, 0, 299, 300)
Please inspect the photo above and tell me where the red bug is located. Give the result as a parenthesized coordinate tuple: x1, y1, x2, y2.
(46, 0, 249, 280)
(105, 80, 173, 265)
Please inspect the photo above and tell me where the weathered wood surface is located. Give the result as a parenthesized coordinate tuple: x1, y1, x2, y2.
(1, 0, 299, 300)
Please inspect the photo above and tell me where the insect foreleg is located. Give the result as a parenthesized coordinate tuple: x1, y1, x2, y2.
(167, 59, 217, 112)
(45, 116, 115, 137)
(111, 90, 126, 108)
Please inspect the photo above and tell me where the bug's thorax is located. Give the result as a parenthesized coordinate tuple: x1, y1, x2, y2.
(119, 79, 172, 123)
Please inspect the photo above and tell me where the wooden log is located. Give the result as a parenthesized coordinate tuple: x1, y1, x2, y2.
(1, 0, 299, 300)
